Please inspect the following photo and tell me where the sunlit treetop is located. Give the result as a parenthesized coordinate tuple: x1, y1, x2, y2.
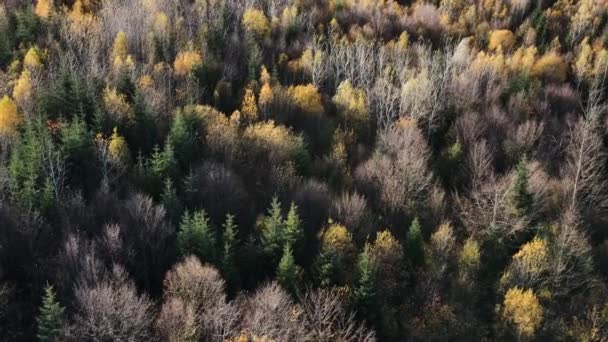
(173, 50, 203, 76)
(24, 47, 42, 70)
(288, 84, 323, 115)
(0, 96, 21, 137)
(502, 287, 543, 337)
(242, 8, 271, 38)
(35, 0, 54, 19)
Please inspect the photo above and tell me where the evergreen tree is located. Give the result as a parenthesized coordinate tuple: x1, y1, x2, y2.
(283, 202, 303, 253)
(317, 250, 337, 288)
(116, 68, 135, 102)
(149, 142, 178, 188)
(221, 214, 240, 290)
(406, 217, 424, 267)
(167, 111, 196, 169)
(277, 244, 299, 295)
(508, 156, 534, 218)
(161, 178, 182, 223)
(259, 196, 285, 262)
(36, 285, 64, 342)
(177, 210, 217, 263)
(354, 244, 377, 323)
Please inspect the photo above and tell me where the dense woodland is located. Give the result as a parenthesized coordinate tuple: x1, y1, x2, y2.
(2, 0, 608, 340)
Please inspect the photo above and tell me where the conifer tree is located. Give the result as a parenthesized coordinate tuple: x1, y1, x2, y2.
(221, 214, 240, 290)
(407, 217, 424, 266)
(284, 202, 302, 253)
(508, 156, 534, 218)
(354, 244, 377, 323)
(167, 111, 196, 169)
(161, 178, 182, 223)
(277, 244, 299, 295)
(36, 285, 64, 342)
(177, 210, 217, 263)
(259, 196, 285, 262)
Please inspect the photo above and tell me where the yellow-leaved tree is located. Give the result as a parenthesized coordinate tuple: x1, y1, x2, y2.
(173, 50, 202, 76)
(108, 127, 130, 165)
(502, 287, 543, 338)
(112, 31, 129, 62)
(24, 47, 42, 70)
(0, 96, 21, 137)
(500, 237, 549, 290)
(532, 52, 567, 83)
(242, 8, 271, 38)
(333, 80, 369, 136)
(488, 29, 516, 52)
(103, 87, 134, 122)
(288, 84, 323, 115)
(35, 0, 54, 19)
(13, 70, 32, 105)
(241, 87, 258, 122)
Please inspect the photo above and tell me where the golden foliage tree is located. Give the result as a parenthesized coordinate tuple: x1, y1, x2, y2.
(242, 8, 271, 38)
(103, 87, 134, 122)
(502, 287, 543, 338)
(108, 127, 129, 165)
(35, 0, 53, 19)
(333, 80, 369, 135)
(288, 84, 323, 115)
(321, 223, 356, 257)
(532, 52, 567, 83)
(112, 31, 129, 62)
(0, 96, 20, 137)
(240, 87, 258, 122)
(24, 47, 42, 70)
(13, 70, 32, 104)
(173, 50, 202, 76)
(489, 29, 516, 51)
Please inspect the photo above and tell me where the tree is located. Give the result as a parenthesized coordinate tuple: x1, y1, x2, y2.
(221, 214, 239, 290)
(177, 210, 217, 263)
(488, 30, 515, 51)
(333, 80, 369, 138)
(407, 217, 424, 266)
(13, 70, 33, 109)
(284, 202, 302, 252)
(0, 96, 20, 137)
(108, 127, 130, 166)
(24, 47, 42, 69)
(507, 156, 534, 218)
(277, 244, 298, 295)
(112, 31, 128, 63)
(35, 0, 53, 19)
(288, 84, 324, 115)
(64, 267, 154, 341)
(161, 178, 182, 223)
(501, 237, 549, 291)
(240, 87, 258, 123)
(173, 50, 202, 76)
(159, 257, 237, 340)
(354, 244, 377, 323)
(37, 285, 65, 342)
(242, 8, 270, 38)
(259, 197, 285, 261)
(502, 287, 543, 338)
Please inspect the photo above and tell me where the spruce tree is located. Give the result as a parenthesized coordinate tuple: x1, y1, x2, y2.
(177, 210, 217, 263)
(36, 285, 64, 342)
(259, 196, 284, 262)
(407, 217, 424, 267)
(283, 202, 302, 253)
(161, 178, 182, 223)
(508, 156, 534, 218)
(354, 244, 377, 323)
(221, 214, 240, 290)
(277, 244, 298, 295)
